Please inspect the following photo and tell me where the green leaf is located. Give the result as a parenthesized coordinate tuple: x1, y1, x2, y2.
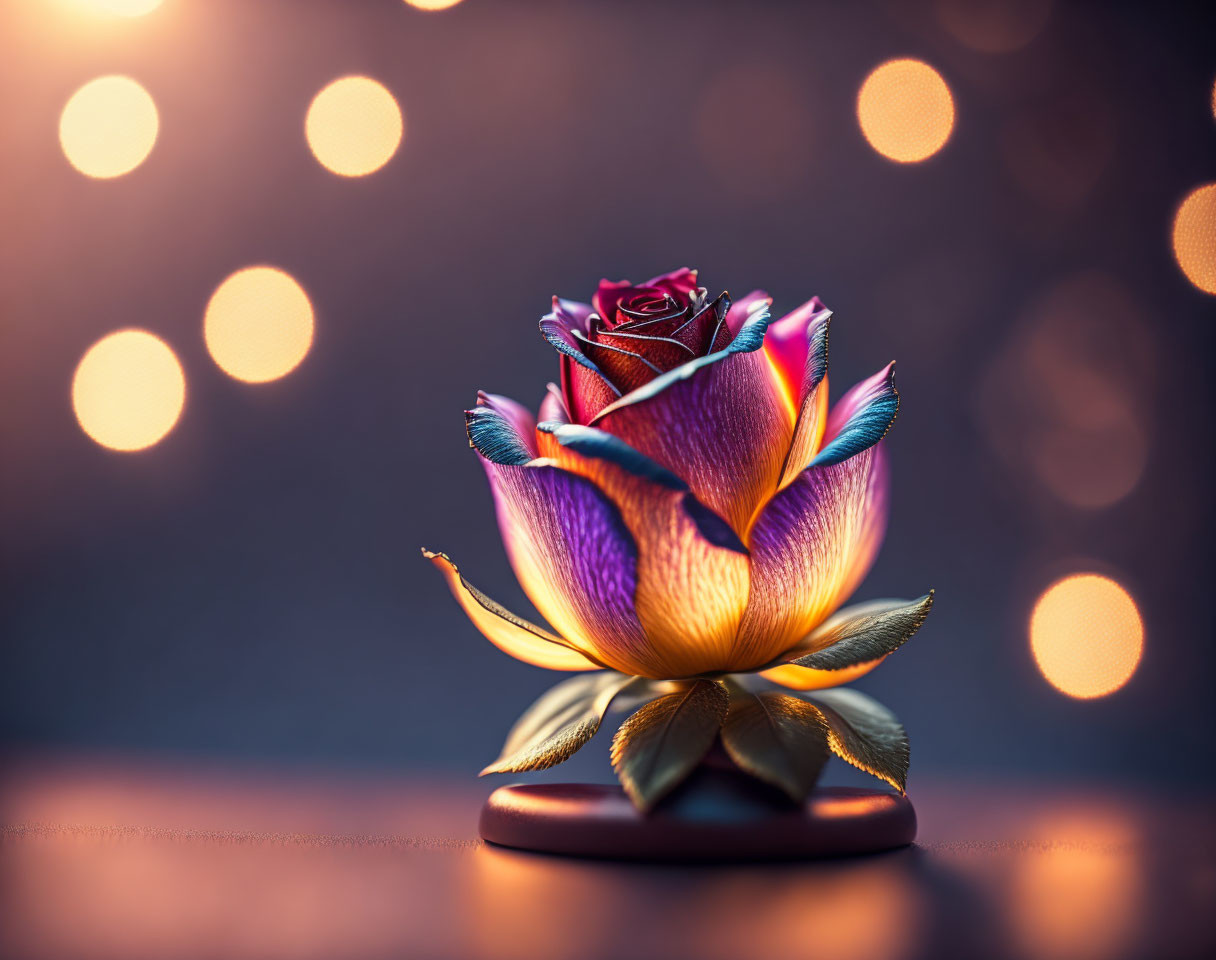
(785, 592, 934, 670)
(720, 686, 831, 802)
(803, 687, 910, 792)
(610, 679, 728, 811)
(481, 672, 636, 775)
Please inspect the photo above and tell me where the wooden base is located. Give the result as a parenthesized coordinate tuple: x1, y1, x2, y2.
(480, 769, 916, 862)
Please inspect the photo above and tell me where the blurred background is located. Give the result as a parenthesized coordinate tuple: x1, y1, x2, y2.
(1, 0, 1213, 790)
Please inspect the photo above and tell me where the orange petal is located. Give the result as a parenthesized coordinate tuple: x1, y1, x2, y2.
(423, 550, 604, 671)
(761, 658, 884, 691)
(735, 443, 890, 665)
(537, 424, 752, 677)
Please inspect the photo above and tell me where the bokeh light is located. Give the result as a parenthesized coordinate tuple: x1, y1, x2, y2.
(1029, 574, 1143, 699)
(85, 0, 164, 15)
(404, 0, 464, 10)
(204, 266, 314, 383)
(1171, 183, 1216, 295)
(857, 58, 954, 163)
(59, 76, 158, 179)
(935, 0, 1053, 53)
(976, 273, 1153, 509)
(305, 76, 403, 177)
(72, 330, 185, 451)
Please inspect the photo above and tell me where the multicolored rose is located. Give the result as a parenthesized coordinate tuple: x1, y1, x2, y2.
(425, 268, 933, 809)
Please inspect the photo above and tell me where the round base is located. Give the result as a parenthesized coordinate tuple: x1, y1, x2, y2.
(480, 776, 916, 862)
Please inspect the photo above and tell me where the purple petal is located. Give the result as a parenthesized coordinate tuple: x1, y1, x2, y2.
(735, 443, 890, 665)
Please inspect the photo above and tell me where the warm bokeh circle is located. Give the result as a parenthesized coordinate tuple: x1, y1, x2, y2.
(72, 329, 185, 451)
(305, 76, 403, 177)
(857, 59, 955, 163)
(1171, 183, 1216, 295)
(1029, 574, 1143, 699)
(204, 266, 315, 383)
(59, 75, 159, 179)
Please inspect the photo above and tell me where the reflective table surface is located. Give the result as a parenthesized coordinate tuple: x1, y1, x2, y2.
(2, 755, 1213, 960)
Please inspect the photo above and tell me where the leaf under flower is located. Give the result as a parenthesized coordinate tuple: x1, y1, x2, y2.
(610, 679, 729, 811)
(800, 687, 910, 792)
(720, 684, 832, 802)
(784, 592, 935, 670)
(481, 671, 636, 775)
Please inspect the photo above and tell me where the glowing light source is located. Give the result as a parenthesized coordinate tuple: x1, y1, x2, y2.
(1171, 183, 1216, 295)
(86, 0, 164, 15)
(72, 330, 185, 451)
(404, 0, 464, 9)
(204, 266, 314, 383)
(59, 76, 158, 179)
(857, 59, 954, 163)
(305, 76, 403, 177)
(1029, 574, 1143, 699)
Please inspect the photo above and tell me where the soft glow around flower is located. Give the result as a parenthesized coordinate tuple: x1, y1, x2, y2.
(59, 76, 158, 179)
(305, 76, 403, 177)
(1030, 575, 1143, 699)
(1171, 183, 1216, 295)
(857, 59, 954, 163)
(204, 267, 314, 383)
(72, 330, 185, 451)
(404, 0, 464, 9)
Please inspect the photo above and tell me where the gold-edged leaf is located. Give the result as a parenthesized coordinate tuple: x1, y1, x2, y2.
(719, 686, 831, 802)
(610, 679, 728, 811)
(481, 671, 636, 775)
(785, 592, 934, 670)
(803, 687, 909, 792)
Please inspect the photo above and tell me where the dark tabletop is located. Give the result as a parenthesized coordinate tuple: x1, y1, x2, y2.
(1, 755, 1213, 960)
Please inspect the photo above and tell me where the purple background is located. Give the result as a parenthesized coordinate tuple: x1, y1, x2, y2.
(1, 0, 1213, 787)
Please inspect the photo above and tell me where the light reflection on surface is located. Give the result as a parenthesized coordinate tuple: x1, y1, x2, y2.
(856, 59, 954, 163)
(72, 329, 185, 451)
(1029, 574, 1143, 699)
(305, 76, 404, 177)
(204, 266, 314, 383)
(1, 758, 1212, 960)
(405, 0, 465, 10)
(59, 75, 158, 179)
(1008, 808, 1143, 960)
(1172, 183, 1216, 295)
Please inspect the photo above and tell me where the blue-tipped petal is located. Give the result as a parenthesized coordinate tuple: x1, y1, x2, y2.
(810, 362, 898, 468)
(465, 392, 537, 466)
(536, 422, 687, 490)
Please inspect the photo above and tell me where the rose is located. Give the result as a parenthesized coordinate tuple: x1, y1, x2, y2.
(424, 268, 933, 807)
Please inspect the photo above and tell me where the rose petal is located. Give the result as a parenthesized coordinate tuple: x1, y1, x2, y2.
(764, 296, 830, 404)
(422, 550, 604, 671)
(465, 391, 538, 464)
(537, 422, 752, 678)
(812, 362, 899, 467)
(725, 289, 773, 338)
(777, 308, 832, 487)
(466, 395, 652, 674)
(761, 659, 884, 691)
(539, 297, 621, 423)
(735, 443, 890, 666)
(589, 306, 794, 537)
(537, 382, 568, 424)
